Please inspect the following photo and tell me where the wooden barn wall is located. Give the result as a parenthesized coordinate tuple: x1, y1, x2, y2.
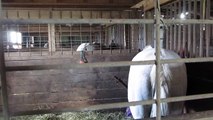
(2, 9, 141, 19)
(4, 50, 137, 115)
(162, 0, 212, 58)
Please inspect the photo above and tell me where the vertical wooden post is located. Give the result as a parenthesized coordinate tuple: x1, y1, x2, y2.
(145, 11, 153, 46)
(130, 24, 134, 53)
(0, 31, 9, 120)
(0, 0, 10, 119)
(48, 24, 56, 54)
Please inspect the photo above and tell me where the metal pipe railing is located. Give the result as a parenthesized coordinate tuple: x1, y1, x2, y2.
(1, 19, 213, 24)
(155, 0, 162, 119)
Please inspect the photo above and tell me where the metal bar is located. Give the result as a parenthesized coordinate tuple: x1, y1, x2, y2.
(99, 25, 102, 54)
(178, 0, 182, 53)
(173, 2, 177, 51)
(16, 24, 21, 56)
(165, 6, 169, 49)
(0, 19, 154, 24)
(199, 1, 204, 57)
(6, 25, 9, 56)
(9, 93, 213, 117)
(182, 0, 186, 57)
(39, 24, 42, 56)
(169, 4, 173, 50)
(1, 18, 213, 24)
(27, 24, 32, 56)
(193, 0, 197, 57)
(155, 0, 161, 119)
(48, 24, 53, 55)
(59, 24, 63, 54)
(6, 60, 155, 71)
(70, 24, 73, 55)
(119, 25, 122, 53)
(187, 0, 192, 57)
(85, 93, 213, 112)
(6, 57, 213, 71)
(0, 0, 10, 119)
(89, 24, 93, 55)
(205, 0, 210, 57)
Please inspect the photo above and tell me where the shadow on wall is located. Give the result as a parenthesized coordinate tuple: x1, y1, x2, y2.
(186, 62, 213, 112)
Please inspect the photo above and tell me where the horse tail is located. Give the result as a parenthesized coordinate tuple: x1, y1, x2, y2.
(149, 64, 171, 117)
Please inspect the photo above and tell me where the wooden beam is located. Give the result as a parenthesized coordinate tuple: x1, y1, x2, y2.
(2, 0, 141, 10)
(131, 0, 175, 11)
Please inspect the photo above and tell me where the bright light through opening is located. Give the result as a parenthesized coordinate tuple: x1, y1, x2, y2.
(180, 13, 185, 19)
(8, 31, 22, 49)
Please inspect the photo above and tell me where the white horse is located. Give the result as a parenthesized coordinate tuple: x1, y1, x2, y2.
(128, 45, 187, 119)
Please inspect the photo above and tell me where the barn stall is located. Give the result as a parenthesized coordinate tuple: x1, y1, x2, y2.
(0, 0, 213, 120)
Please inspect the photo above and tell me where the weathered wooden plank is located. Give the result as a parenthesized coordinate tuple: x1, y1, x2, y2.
(7, 10, 18, 19)
(52, 11, 61, 19)
(1, 10, 7, 19)
(61, 11, 71, 19)
(18, 10, 29, 19)
(111, 11, 120, 19)
(29, 10, 39, 19)
(120, 11, 129, 19)
(9, 100, 93, 114)
(131, 0, 173, 11)
(91, 11, 101, 19)
(40, 10, 50, 19)
(8, 88, 126, 105)
(7, 70, 128, 90)
(95, 89, 126, 99)
(81, 11, 91, 19)
(101, 11, 110, 19)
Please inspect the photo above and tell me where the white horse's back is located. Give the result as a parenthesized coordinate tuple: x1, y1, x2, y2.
(128, 46, 187, 119)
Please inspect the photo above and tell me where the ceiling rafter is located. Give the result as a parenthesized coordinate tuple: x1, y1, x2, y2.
(131, 0, 175, 11)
